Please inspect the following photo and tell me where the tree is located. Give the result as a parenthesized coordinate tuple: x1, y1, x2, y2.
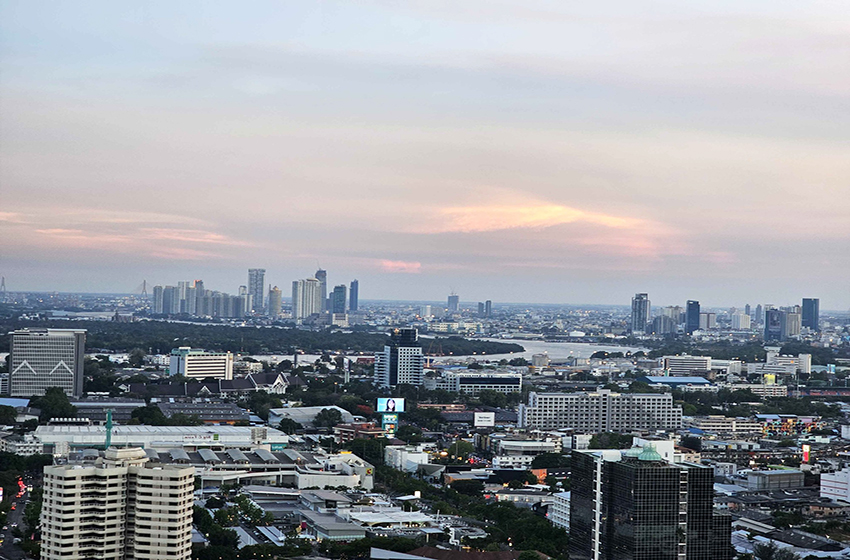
(530, 453, 570, 469)
(451, 480, 485, 495)
(128, 348, 146, 368)
(752, 541, 800, 560)
(0, 405, 16, 425)
(278, 418, 303, 434)
(314, 407, 344, 428)
(589, 432, 633, 450)
(130, 405, 168, 425)
(31, 387, 77, 421)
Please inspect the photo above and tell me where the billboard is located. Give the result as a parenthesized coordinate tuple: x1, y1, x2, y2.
(377, 398, 405, 413)
(381, 413, 399, 435)
(802, 444, 811, 463)
(474, 412, 496, 428)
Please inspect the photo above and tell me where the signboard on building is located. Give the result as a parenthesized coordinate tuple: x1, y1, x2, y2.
(474, 412, 496, 427)
(377, 398, 405, 413)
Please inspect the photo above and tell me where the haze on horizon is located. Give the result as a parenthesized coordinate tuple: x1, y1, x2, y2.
(1, 1, 848, 309)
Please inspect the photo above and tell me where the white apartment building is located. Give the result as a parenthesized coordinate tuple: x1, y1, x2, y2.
(821, 468, 850, 502)
(662, 355, 711, 376)
(169, 347, 233, 380)
(10, 328, 86, 397)
(291, 278, 323, 320)
(549, 491, 570, 530)
(384, 445, 433, 473)
(0, 433, 44, 456)
(41, 447, 194, 560)
(731, 313, 751, 330)
(492, 439, 558, 469)
(519, 389, 682, 431)
(423, 371, 522, 395)
(685, 416, 762, 434)
(726, 384, 788, 397)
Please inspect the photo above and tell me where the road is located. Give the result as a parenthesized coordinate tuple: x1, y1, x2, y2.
(0, 492, 30, 560)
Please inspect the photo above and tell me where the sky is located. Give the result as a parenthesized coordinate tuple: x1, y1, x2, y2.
(1, 1, 849, 309)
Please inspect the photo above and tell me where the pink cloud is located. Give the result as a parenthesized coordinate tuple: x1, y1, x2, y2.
(380, 260, 422, 274)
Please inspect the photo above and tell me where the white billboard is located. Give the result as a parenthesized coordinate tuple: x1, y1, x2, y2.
(474, 412, 495, 427)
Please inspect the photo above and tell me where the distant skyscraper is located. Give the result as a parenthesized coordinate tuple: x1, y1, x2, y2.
(291, 278, 322, 319)
(152, 285, 164, 314)
(485, 300, 492, 318)
(699, 312, 717, 330)
(744, 303, 751, 317)
(331, 284, 347, 314)
(268, 286, 282, 317)
(349, 279, 359, 312)
(802, 298, 820, 331)
(477, 302, 485, 316)
(248, 269, 265, 313)
(731, 313, 751, 330)
(10, 328, 86, 397)
(764, 308, 783, 341)
(315, 269, 327, 311)
(782, 311, 802, 340)
(651, 315, 677, 335)
(630, 293, 650, 334)
(686, 300, 700, 334)
(755, 304, 764, 324)
(447, 294, 459, 313)
(375, 328, 424, 388)
(162, 286, 180, 314)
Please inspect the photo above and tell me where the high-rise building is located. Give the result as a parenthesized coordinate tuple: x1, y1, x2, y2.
(485, 300, 492, 318)
(331, 285, 347, 314)
(161, 286, 180, 314)
(248, 269, 266, 314)
(755, 304, 764, 324)
(570, 447, 732, 560)
(9, 328, 86, 397)
(292, 278, 322, 319)
(41, 447, 194, 560)
(477, 302, 485, 316)
(802, 298, 820, 331)
(447, 294, 459, 313)
(268, 286, 282, 317)
(651, 315, 677, 335)
(375, 328, 424, 388)
(686, 300, 700, 334)
(782, 311, 802, 340)
(699, 312, 716, 330)
(662, 306, 683, 324)
(152, 285, 164, 314)
(315, 269, 327, 311)
(630, 293, 650, 334)
(744, 303, 751, 317)
(519, 389, 682, 431)
(731, 312, 751, 330)
(764, 308, 783, 341)
(169, 347, 233, 380)
(349, 280, 359, 312)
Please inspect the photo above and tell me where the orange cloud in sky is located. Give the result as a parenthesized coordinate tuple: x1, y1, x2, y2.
(434, 203, 643, 233)
(380, 260, 422, 273)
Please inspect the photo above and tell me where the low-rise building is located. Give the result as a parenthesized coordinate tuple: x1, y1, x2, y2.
(169, 347, 233, 380)
(385, 445, 432, 473)
(334, 423, 386, 443)
(549, 491, 570, 530)
(0, 433, 44, 455)
(686, 416, 762, 435)
(820, 468, 850, 502)
(747, 470, 804, 491)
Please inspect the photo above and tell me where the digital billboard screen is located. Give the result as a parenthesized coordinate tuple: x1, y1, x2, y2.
(377, 398, 405, 413)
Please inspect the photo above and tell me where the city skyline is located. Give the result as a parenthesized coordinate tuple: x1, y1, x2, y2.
(1, 2, 848, 306)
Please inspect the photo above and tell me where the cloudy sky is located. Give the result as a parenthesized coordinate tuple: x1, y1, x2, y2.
(1, 1, 848, 308)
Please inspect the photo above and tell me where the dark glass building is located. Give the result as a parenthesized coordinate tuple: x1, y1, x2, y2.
(686, 300, 700, 334)
(802, 298, 820, 331)
(331, 285, 347, 314)
(764, 308, 783, 341)
(570, 447, 732, 560)
(349, 279, 359, 312)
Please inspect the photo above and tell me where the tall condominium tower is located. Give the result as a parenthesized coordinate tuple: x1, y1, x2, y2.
(292, 278, 322, 319)
(10, 328, 86, 397)
(268, 286, 282, 317)
(247, 268, 266, 313)
(375, 328, 424, 388)
(630, 293, 650, 334)
(570, 447, 732, 560)
(331, 285, 347, 314)
(315, 269, 327, 311)
(764, 308, 783, 341)
(485, 300, 492, 318)
(41, 447, 194, 560)
(685, 300, 700, 334)
(802, 298, 820, 331)
(349, 279, 359, 312)
(447, 294, 459, 313)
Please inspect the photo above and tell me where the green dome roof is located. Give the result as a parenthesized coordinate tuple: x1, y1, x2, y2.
(638, 443, 663, 462)
(623, 447, 641, 458)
